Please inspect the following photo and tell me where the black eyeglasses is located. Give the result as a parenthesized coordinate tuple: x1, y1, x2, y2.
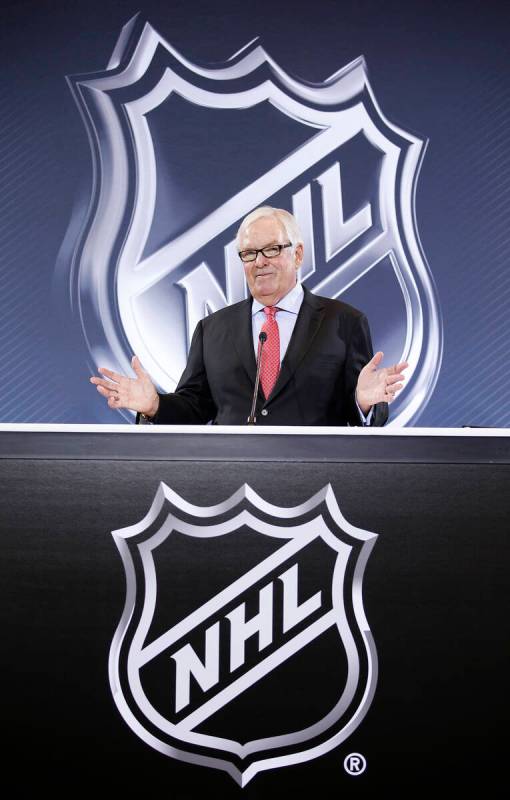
(238, 242, 292, 263)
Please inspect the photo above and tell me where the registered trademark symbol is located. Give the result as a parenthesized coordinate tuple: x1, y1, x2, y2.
(344, 753, 367, 775)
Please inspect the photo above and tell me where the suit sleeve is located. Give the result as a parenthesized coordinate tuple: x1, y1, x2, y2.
(344, 313, 388, 427)
(144, 321, 217, 425)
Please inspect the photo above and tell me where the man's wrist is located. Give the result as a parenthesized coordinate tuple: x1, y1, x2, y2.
(142, 395, 160, 420)
(355, 390, 372, 416)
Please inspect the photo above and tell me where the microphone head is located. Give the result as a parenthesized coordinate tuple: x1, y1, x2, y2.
(259, 331, 268, 343)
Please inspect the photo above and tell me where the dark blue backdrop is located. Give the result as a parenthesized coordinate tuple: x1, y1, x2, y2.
(1, 0, 509, 426)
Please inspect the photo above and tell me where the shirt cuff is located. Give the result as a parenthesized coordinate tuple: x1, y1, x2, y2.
(356, 399, 373, 426)
(137, 412, 155, 425)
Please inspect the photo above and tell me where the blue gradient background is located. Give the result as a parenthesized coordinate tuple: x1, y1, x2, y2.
(0, 0, 508, 426)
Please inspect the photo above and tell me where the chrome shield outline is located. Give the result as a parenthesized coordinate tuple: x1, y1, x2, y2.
(65, 18, 442, 425)
(109, 482, 378, 786)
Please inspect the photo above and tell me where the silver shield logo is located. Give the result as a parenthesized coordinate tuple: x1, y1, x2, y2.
(109, 483, 378, 786)
(65, 17, 442, 424)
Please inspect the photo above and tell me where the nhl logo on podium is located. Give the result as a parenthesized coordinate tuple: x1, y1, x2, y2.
(109, 483, 378, 786)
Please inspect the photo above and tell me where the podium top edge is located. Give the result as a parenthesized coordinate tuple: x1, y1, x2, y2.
(0, 423, 509, 463)
(0, 423, 509, 438)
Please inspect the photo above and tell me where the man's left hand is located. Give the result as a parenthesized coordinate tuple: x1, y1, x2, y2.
(355, 351, 409, 415)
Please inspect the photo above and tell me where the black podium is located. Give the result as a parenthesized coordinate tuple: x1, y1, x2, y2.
(1, 425, 508, 796)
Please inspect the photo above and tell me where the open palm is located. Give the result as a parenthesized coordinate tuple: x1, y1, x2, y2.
(90, 356, 159, 416)
(356, 351, 408, 414)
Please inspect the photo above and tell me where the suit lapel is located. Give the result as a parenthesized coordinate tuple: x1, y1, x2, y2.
(269, 288, 325, 402)
(230, 299, 257, 385)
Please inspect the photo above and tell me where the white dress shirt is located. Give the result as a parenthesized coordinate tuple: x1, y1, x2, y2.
(251, 281, 304, 364)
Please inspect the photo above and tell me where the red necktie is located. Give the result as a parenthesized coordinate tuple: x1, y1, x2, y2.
(260, 306, 280, 399)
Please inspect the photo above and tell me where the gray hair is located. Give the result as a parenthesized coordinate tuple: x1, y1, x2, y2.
(236, 206, 304, 251)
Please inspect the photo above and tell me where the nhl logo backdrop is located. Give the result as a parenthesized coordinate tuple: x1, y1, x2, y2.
(65, 17, 442, 426)
(109, 483, 378, 785)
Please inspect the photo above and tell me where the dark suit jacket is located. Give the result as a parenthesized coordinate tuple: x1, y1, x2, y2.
(149, 287, 388, 426)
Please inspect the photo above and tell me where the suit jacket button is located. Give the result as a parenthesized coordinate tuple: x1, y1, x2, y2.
(261, 409, 268, 416)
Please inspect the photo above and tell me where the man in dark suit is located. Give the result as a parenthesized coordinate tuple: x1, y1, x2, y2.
(91, 207, 407, 424)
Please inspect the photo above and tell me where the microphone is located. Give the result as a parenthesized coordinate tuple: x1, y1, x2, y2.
(247, 331, 267, 425)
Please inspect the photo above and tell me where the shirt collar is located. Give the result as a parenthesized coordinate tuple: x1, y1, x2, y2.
(251, 282, 304, 316)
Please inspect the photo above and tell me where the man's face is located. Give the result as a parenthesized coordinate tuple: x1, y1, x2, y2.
(240, 216, 303, 306)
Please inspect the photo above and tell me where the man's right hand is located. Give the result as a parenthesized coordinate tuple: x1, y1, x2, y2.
(90, 355, 160, 417)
